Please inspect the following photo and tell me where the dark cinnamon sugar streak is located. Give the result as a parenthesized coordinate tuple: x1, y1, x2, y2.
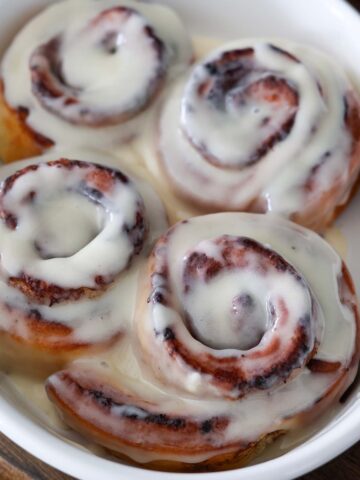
(30, 7, 166, 127)
(148, 233, 318, 398)
(47, 369, 232, 455)
(0, 158, 148, 355)
(183, 47, 299, 168)
(158, 40, 360, 231)
(0, 0, 192, 162)
(47, 213, 360, 470)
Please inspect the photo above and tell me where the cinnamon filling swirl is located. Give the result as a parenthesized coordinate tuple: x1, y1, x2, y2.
(0, 0, 192, 157)
(0, 156, 166, 355)
(182, 47, 299, 169)
(47, 213, 359, 470)
(143, 230, 320, 399)
(47, 368, 232, 457)
(157, 40, 360, 231)
(30, 7, 166, 127)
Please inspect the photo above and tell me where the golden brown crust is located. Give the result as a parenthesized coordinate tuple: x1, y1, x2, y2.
(136, 431, 284, 472)
(158, 86, 360, 233)
(0, 302, 121, 351)
(45, 368, 284, 472)
(8, 276, 105, 305)
(0, 159, 147, 366)
(0, 80, 53, 163)
(44, 257, 360, 472)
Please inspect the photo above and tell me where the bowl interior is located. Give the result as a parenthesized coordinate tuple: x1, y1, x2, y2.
(0, 1, 360, 479)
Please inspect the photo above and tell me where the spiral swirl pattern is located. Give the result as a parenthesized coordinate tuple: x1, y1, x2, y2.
(158, 40, 360, 231)
(0, 156, 166, 358)
(47, 213, 359, 470)
(1, 0, 192, 151)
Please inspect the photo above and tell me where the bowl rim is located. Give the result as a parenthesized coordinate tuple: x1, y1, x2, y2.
(0, 0, 360, 479)
(0, 378, 359, 480)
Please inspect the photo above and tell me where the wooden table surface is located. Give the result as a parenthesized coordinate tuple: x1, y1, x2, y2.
(1, 1, 360, 479)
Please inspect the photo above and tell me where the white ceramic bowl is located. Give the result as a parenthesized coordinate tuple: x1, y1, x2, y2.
(0, 1, 360, 479)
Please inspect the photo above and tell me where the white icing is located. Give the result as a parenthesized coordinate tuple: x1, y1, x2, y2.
(158, 39, 357, 219)
(165, 214, 355, 362)
(1, 0, 192, 147)
(60, 10, 159, 112)
(0, 29, 357, 466)
(0, 163, 139, 288)
(119, 35, 226, 224)
(4, 212, 357, 466)
(0, 148, 168, 344)
(182, 267, 312, 352)
(25, 192, 104, 258)
(131, 213, 357, 453)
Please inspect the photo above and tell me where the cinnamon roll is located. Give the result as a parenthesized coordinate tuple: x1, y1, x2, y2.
(0, 154, 167, 374)
(46, 213, 360, 471)
(156, 40, 360, 231)
(0, 0, 192, 163)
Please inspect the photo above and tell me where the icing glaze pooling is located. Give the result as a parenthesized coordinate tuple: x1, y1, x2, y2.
(182, 249, 315, 352)
(184, 268, 272, 350)
(27, 191, 104, 259)
(0, 21, 358, 466)
(1, 0, 192, 146)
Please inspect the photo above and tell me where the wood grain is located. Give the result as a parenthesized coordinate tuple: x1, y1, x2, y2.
(0, 1, 360, 479)
(0, 432, 75, 479)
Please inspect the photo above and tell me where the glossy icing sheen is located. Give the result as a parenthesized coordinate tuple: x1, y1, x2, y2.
(0, 162, 143, 287)
(0, 150, 167, 345)
(47, 213, 358, 466)
(0, 3, 358, 467)
(1, 0, 192, 147)
(131, 213, 357, 460)
(158, 39, 358, 219)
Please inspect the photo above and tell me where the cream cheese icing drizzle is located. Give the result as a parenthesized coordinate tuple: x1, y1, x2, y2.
(0, 149, 167, 345)
(0, 25, 358, 467)
(0, 162, 142, 287)
(156, 39, 359, 225)
(137, 214, 355, 397)
(160, 214, 355, 362)
(1, 0, 192, 147)
(45, 212, 358, 465)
